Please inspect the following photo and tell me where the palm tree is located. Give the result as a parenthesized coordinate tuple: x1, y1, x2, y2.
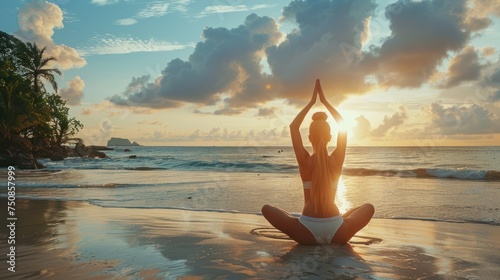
(18, 42, 61, 93)
(0, 64, 39, 154)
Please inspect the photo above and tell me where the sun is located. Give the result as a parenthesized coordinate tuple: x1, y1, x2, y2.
(329, 119, 355, 133)
(337, 120, 350, 132)
(327, 116, 358, 143)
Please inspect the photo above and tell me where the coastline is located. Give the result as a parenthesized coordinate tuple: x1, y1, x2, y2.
(1, 198, 499, 279)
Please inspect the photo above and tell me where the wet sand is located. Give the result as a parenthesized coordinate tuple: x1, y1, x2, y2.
(0, 198, 499, 279)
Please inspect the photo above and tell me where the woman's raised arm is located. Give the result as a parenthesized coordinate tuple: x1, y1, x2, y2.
(317, 80, 347, 164)
(290, 80, 318, 164)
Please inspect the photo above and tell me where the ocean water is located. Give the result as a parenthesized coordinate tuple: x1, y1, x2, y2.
(2, 146, 500, 225)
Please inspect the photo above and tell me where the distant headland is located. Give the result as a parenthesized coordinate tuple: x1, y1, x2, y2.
(107, 137, 141, 146)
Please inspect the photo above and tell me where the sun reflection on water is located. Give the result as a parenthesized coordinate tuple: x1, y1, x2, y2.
(335, 176, 351, 214)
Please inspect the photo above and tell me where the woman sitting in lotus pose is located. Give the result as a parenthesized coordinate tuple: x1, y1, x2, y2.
(262, 80, 374, 245)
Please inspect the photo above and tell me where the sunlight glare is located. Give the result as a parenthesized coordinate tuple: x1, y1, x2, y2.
(335, 176, 351, 214)
(338, 120, 349, 132)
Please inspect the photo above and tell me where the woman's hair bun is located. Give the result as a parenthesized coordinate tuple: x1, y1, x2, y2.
(312, 112, 328, 121)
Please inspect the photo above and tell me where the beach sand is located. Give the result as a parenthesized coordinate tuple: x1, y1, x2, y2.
(1, 198, 499, 279)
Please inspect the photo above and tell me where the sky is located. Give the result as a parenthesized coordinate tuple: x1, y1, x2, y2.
(1, 0, 500, 146)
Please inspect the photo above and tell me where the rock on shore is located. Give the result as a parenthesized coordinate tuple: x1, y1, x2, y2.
(75, 143, 110, 158)
(0, 153, 44, 169)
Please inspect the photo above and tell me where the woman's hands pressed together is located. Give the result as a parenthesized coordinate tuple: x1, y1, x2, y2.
(316, 79, 332, 107)
(308, 79, 319, 106)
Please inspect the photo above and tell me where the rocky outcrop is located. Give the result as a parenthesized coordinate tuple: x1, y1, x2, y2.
(88, 145, 114, 151)
(75, 142, 109, 158)
(36, 145, 70, 161)
(107, 137, 140, 146)
(0, 143, 111, 169)
(0, 153, 44, 169)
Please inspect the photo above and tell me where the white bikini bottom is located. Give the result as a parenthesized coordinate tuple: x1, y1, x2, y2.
(299, 214, 344, 244)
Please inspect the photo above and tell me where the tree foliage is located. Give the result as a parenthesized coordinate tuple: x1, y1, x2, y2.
(19, 42, 62, 93)
(0, 31, 83, 159)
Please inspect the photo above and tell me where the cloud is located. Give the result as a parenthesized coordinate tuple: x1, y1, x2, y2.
(482, 47, 497, 57)
(111, 0, 500, 115)
(110, 0, 379, 112)
(160, 126, 289, 144)
(115, 18, 137, 26)
(469, 0, 500, 17)
(137, 2, 168, 18)
(15, 0, 86, 70)
(137, 120, 162, 125)
(60, 8, 79, 24)
(170, 0, 191, 13)
(79, 100, 153, 118)
(370, 106, 408, 137)
(150, 131, 164, 141)
(77, 35, 193, 55)
(198, 4, 276, 17)
(109, 13, 282, 111)
(355, 103, 500, 141)
(427, 103, 500, 134)
(488, 62, 500, 86)
(465, 0, 500, 31)
(363, 0, 470, 88)
(59, 76, 85, 106)
(97, 119, 114, 141)
(489, 90, 500, 102)
(439, 54, 500, 105)
(213, 105, 243, 116)
(91, 0, 124, 6)
(353, 107, 408, 138)
(353, 115, 372, 140)
(476, 57, 500, 102)
(108, 75, 183, 109)
(266, 0, 377, 100)
(440, 46, 483, 88)
(193, 105, 242, 115)
(256, 107, 278, 118)
(114, 0, 191, 25)
(81, 108, 92, 116)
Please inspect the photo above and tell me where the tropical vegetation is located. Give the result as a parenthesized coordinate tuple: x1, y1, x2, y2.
(0, 31, 83, 168)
